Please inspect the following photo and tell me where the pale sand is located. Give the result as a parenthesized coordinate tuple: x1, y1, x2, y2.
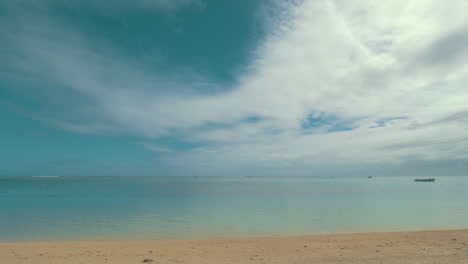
(1, 230, 468, 264)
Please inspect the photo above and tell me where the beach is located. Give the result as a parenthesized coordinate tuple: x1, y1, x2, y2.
(2, 229, 467, 264)
(2, 177, 468, 263)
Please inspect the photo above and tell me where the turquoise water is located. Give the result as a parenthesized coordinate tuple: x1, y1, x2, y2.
(1, 176, 467, 241)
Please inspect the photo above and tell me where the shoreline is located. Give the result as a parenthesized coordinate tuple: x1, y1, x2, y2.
(1, 227, 466, 243)
(1, 229, 467, 263)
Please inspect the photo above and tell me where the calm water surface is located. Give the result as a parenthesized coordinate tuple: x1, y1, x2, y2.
(1, 176, 467, 241)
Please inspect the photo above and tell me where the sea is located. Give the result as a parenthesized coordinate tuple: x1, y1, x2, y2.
(1, 176, 467, 241)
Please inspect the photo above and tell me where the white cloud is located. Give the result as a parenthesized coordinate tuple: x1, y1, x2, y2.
(137, 142, 176, 153)
(2, 0, 468, 175)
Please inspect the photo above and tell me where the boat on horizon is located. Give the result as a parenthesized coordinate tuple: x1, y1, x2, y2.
(414, 178, 435, 182)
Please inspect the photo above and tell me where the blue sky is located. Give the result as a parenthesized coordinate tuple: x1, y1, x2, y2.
(1, 0, 468, 176)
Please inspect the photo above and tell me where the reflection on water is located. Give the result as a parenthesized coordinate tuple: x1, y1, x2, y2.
(1, 176, 467, 240)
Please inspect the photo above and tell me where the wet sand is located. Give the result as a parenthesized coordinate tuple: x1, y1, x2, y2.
(1, 229, 467, 263)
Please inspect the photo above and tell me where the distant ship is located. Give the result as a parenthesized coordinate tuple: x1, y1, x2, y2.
(414, 178, 435, 182)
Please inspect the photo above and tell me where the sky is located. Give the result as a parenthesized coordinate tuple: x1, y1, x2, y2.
(1, 0, 468, 177)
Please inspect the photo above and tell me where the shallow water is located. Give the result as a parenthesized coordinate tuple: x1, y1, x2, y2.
(1, 176, 467, 241)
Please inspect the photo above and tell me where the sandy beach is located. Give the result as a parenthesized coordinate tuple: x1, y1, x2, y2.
(1, 229, 467, 264)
